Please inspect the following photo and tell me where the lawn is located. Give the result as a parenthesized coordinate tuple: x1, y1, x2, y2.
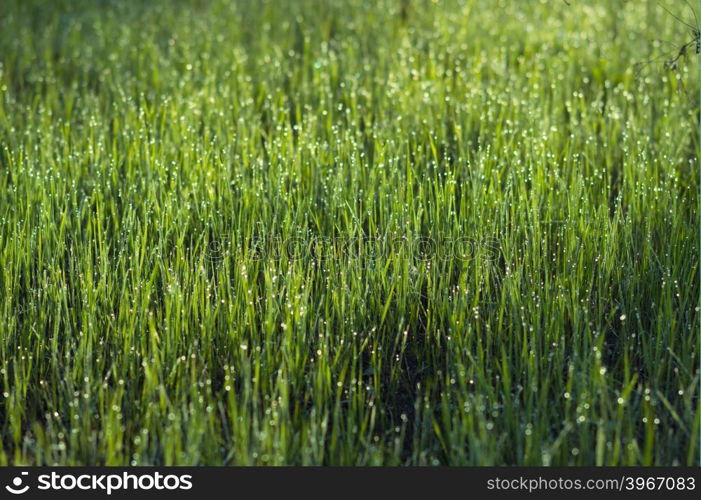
(0, 0, 698, 465)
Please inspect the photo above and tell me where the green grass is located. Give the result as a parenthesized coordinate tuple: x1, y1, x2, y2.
(0, 0, 698, 466)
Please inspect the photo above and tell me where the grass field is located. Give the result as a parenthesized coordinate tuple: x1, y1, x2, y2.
(0, 0, 698, 466)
